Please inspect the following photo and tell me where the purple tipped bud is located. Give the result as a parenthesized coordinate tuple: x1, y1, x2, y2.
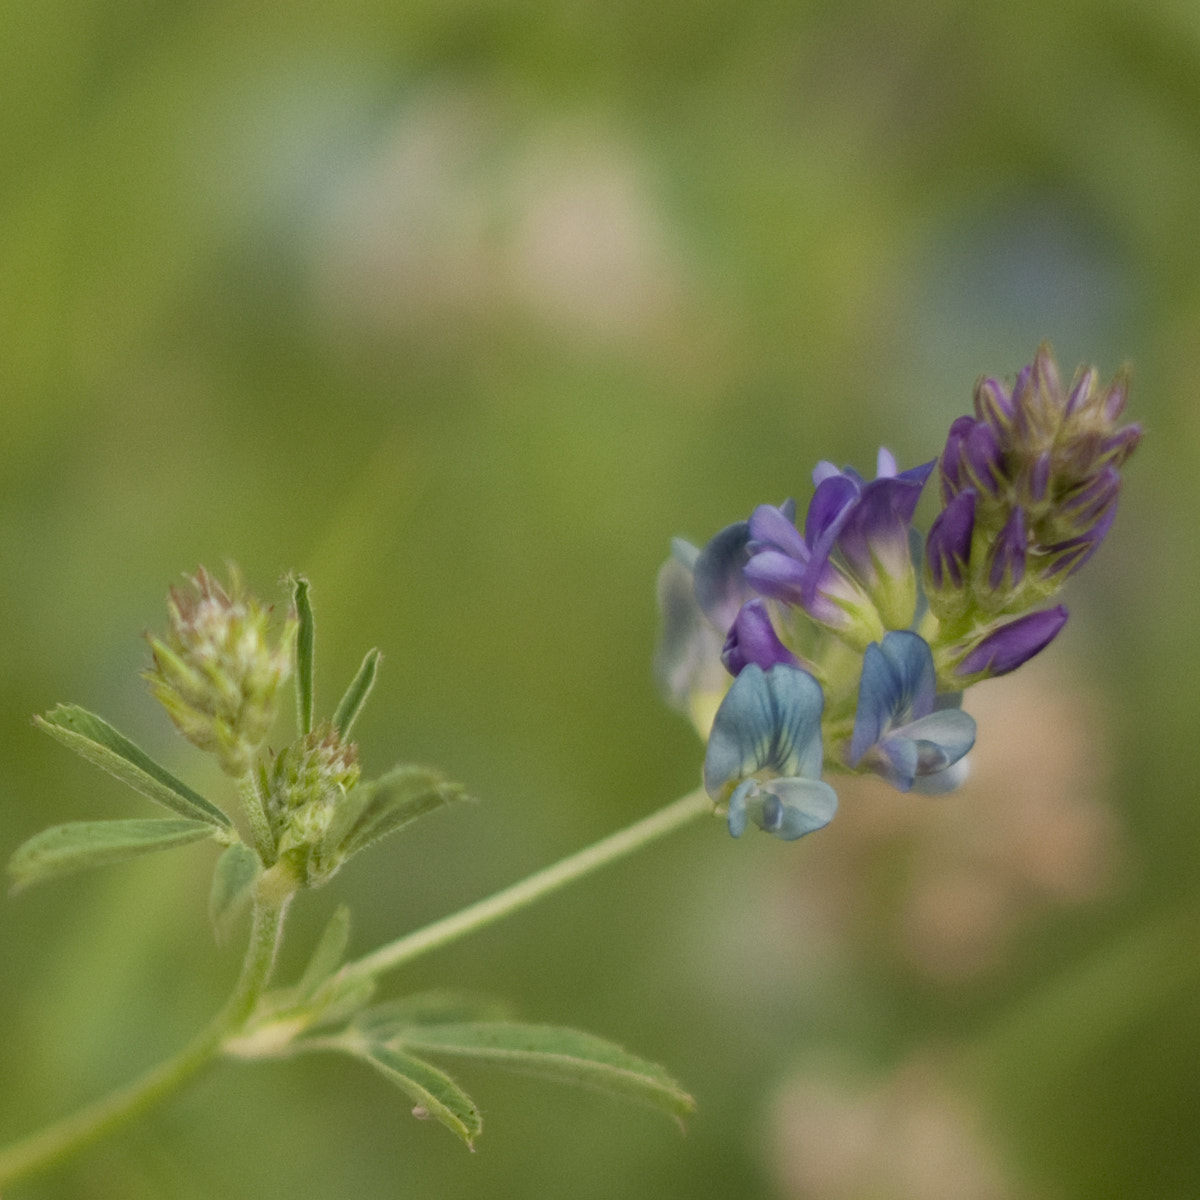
(1061, 466, 1120, 529)
(1028, 451, 1051, 502)
(1040, 505, 1118, 580)
(1064, 366, 1098, 416)
(1015, 345, 1065, 445)
(722, 600, 800, 676)
(956, 606, 1068, 678)
(963, 421, 1004, 496)
(1099, 423, 1142, 467)
(939, 415, 977, 503)
(1102, 372, 1130, 422)
(987, 508, 1027, 591)
(925, 489, 976, 590)
(974, 376, 1016, 433)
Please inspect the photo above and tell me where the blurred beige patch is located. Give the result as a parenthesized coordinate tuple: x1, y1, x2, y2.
(772, 1056, 1033, 1200)
(308, 94, 682, 348)
(780, 656, 1120, 980)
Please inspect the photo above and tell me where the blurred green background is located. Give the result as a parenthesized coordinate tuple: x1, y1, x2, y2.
(1, 1, 1196, 1197)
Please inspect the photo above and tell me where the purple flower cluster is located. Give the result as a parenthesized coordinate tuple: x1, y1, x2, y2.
(656, 346, 1140, 842)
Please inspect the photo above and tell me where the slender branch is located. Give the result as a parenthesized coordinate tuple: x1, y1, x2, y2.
(335, 788, 711, 992)
(0, 883, 291, 1189)
(0, 789, 712, 1186)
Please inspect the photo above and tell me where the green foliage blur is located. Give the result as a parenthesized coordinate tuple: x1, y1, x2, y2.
(1, 1, 1195, 1197)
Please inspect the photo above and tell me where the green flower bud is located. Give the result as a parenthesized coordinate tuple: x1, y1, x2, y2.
(144, 566, 297, 776)
(265, 723, 361, 879)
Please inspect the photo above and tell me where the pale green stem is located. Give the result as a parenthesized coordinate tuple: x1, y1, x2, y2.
(237, 771, 275, 863)
(0, 884, 291, 1189)
(334, 787, 711, 992)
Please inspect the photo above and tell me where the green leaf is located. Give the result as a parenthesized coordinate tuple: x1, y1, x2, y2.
(331, 648, 380, 737)
(292, 575, 315, 736)
(355, 1042, 482, 1148)
(396, 1022, 696, 1124)
(208, 842, 260, 942)
(351, 992, 513, 1040)
(8, 817, 219, 892)
(298, 904, 352, 1000)
(324, 765, 465, 862)
(35, 705, 231, 828)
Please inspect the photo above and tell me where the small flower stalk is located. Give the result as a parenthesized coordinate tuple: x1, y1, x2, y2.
(656, 344, 1140, 840)
(145, 566, 297, 778)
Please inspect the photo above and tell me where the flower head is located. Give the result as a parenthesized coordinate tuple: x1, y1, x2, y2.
(144, 567, 296, 776)
(655, 343, 1137, 847)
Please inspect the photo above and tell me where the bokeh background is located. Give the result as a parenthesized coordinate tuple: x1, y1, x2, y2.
(1, 1, 1196, 1197)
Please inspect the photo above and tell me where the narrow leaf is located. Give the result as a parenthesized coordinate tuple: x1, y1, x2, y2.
(35, 705, 231, 827)
(356, 1042, 482, 1147)
(8, 818, 218, 892)
(397, 1022, 695, 1123)
(323, 765, 465, 862)
(292, 575, 315, 736)
(298, 904, 352, 1000)
(352, 992, 512, 1040)
(332, 648, 380, 737)
(209, 842, 260, 943)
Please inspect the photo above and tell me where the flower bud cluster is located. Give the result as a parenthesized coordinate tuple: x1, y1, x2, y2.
(655, 346, 1139, 843)
(926, 344, 1141, 684)
(145, 567, 297, 777)
(264, 722, 361, 880)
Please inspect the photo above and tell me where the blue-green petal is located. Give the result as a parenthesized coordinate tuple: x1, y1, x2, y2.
(704, 664, 825, 802)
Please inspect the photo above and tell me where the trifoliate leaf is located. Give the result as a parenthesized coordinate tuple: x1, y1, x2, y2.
(355, 1042, 482, 1148)
(8, 817, 219, 892)
(351, 992, 513, 1040)
(396, 1022, 695, 1124)
(35, 705, 231, 827)
(323, 765, 465, 863)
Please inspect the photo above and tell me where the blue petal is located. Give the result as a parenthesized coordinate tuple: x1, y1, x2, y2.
(877, 630, 937, 720)
(725, 777, 838, 840)
(693, 520, 754, 632)
(703, 664, 825, 801)
(899, 709, 977, 767)
(760, 778, 839, 839)
(849, 640, 897, 765)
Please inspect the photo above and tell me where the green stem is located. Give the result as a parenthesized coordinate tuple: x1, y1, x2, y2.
(0, 884, 291, 1189)
(237, 772, 275, 864)
(334, 787, 711, 992)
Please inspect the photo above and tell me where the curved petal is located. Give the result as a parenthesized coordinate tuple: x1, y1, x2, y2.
(703, 664, 825, 801)
(898, 708, 977, 766)
(744, 549, 808, 604)
(848, 641, 898, 765)
(748, 503, 808, 561)
(760, 778, 839, 840)
(911, 756, 971, 795)
(693, 520, 754, 632)
(877, 630, 937, 718)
